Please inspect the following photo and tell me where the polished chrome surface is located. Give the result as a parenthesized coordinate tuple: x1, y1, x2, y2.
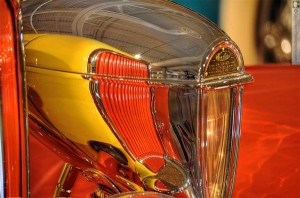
(22, 0, 253, 197)
(22, 0, 227, 81)
(229, 86, 244, 197)
(204, 89, 232, 197)
(54, 163, 79, 197)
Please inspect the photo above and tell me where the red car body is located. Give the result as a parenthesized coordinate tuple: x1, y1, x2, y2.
(28, 66, 300, 198)
(0, 0, 27, 197)
(0, 0, 299, 197)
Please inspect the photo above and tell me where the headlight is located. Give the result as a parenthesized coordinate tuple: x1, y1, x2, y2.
(22, 0, 253, 197)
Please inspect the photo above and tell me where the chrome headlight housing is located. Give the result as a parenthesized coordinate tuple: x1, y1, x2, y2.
(22, 0, 253, 197)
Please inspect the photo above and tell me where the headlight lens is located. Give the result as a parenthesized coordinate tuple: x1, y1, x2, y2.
(205, 89, 232, 197)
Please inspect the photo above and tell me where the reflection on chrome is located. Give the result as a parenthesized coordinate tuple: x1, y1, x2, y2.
(22, 0, 253, 197)
(205, 89, 233, 197)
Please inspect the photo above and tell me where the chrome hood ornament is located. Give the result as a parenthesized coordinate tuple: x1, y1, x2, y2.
(22, 0, 253, 197)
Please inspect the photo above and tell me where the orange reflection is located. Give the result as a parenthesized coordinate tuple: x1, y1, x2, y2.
(234, 66, 300, 197)
(94, 52, 165, 172)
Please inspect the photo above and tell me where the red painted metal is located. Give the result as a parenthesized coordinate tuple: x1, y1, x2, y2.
(234, 65, 300, 198)
(0, 0, 27, 196)
(152, 86, 181, 161)
(95, 52, 165, 172)
(96, 52, 148, 78)
(29, 65, 300, 197)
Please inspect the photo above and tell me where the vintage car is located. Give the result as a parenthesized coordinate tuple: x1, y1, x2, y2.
(1, 0, 252, 197)
(1, 0, 256, 197)
(22, 0, 254, 197)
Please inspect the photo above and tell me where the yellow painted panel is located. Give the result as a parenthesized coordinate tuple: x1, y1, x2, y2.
(24, 34, 130, 73)
(26, 65, 135, 167)
(25, 33, 154, 179)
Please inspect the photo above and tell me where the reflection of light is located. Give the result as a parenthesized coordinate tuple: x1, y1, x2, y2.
(281, 39, 291, 54)
(134, 54, 141, 59)
(264, 34, 276, 48)
(207, 130, 213, 136)
(201, 142, 208, 148)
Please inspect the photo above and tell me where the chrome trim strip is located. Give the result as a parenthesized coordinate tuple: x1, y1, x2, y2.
(82, 168, 122, 193)
(28, 65, 252, 89)
(226, 87, 237, 196)
(201, 73, 253, 90)
(200, 90, 209, 197)
(149, 87, 168, 154)
(228, 86, 244, 196)
(196, 87, 205, 198)
(18, 6, 31, 196)
(54, 163, 79, 197)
